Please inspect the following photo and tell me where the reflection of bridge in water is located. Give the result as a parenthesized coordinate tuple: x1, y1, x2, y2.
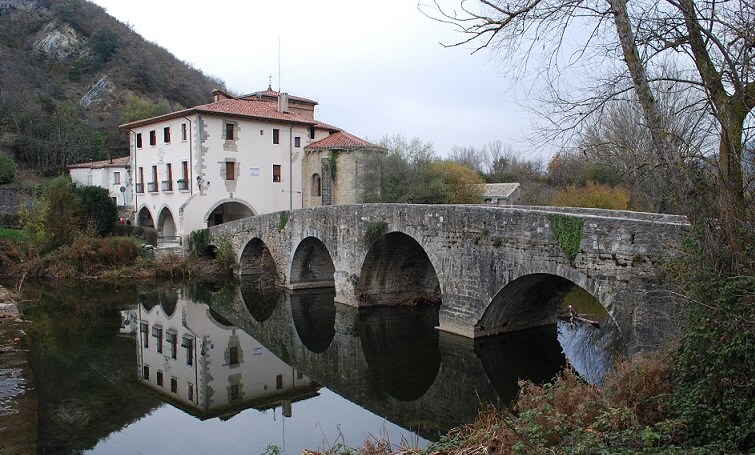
(207, 280, 571, 437)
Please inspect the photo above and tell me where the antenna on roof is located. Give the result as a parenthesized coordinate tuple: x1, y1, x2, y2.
(268, 75, 272, 91)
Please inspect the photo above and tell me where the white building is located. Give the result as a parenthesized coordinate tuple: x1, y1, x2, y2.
(136, 289, 318, 418)
(67, 156, 133, 210)
(120, 87, 349, 239)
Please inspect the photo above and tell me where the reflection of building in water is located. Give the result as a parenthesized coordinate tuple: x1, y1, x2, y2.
(135, 289, 319, 419)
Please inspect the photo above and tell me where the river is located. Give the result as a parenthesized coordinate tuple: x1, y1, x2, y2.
(5, 279, 621, 454)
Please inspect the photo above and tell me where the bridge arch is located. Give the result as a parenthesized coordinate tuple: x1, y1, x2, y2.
(290, 236, 336, 289)
(356, 231, 441, 306)
(475, 269, 617, 338)
(239, 237, 279, 284)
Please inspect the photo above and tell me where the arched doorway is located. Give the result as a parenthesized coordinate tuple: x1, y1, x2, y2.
(157, 207, 177, 237)
(207, 201, 254, 227)
(137, 206, 154, 228)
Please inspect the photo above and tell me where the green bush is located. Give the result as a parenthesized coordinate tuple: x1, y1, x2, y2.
(670, 236, 755, 449)
(213, 235, 237, 272)
(187, 229, 211, 256)
(75, 185, 117, 236)
(0, 154, 16, 184)
(19, 177, 80, 251)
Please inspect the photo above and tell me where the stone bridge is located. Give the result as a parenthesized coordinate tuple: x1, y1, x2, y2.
(208, 204, 689, 353)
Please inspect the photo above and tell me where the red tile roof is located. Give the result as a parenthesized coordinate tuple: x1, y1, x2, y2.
(67, 156, 130, 169)
(193, 99, 318, 125)
(120, 99, 319, 129)
(305, 131, 383, 152)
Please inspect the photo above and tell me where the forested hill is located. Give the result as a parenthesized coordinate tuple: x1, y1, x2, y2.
(0, 0, 226, 176)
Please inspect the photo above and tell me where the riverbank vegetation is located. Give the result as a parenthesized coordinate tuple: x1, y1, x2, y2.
(0, 176, 233, 285)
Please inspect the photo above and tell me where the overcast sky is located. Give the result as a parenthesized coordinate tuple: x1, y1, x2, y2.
(89, 0, 546, 160)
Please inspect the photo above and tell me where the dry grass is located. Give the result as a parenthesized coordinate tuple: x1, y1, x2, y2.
(604, 351, 673, 426)
(316, 354, 679, 455)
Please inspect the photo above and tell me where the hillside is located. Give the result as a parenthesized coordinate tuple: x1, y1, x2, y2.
(0, 0, 225, 176)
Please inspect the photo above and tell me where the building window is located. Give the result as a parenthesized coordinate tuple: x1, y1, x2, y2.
(148, 166, 158, 192)
(182, 336, 193, 366)
(188, 383, 194, 401)
(136, 167, 144, 193)
(309, 125, 315, 139)
(294, 136, 301, 148)
(276, 374, 283, 390)
(156, 371, 163, 387)
(166, 331, 177, 359)
(312, 174, 321, 197)
(113, 171, 121, 185)
(272, 128, 280, 144)
(225, 123, 234, 141)
(149, 130, 156, 146)
(152, 326, 163, 354)
(163, 126, 171, 143)
(230, 384, 240, 400)
(229, 346, 239, 365)
(162, 163, 173, 191)
(178, 161, 189, 190)
(140, 322, 149, 349)
(136, 133, 143, 148)
(170, 377, 177, 393)
(272, 164, 281, 182)
(225, 161, 235, 180)
(143, 365, 149, 380)
(181, 123, 187, 141)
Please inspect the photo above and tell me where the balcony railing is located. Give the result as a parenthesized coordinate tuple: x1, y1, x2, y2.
(177, 179, 189, 191)
(147, 182, 158, 193)
(135, 183, 144, 194)
(161, 180, 173, 192)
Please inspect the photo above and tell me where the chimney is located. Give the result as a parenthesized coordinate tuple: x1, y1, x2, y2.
(212, 89, 231, 102)
(278, 92, 289, 113)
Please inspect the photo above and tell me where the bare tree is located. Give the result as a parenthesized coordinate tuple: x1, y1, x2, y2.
(449, 145, 486, 174)
(422, 0, 753, 265)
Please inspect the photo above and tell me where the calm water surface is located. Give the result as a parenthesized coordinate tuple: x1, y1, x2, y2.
(17, 280, 619, 454)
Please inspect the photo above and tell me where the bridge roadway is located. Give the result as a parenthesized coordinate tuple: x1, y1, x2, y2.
(208, 204, 689, 354)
